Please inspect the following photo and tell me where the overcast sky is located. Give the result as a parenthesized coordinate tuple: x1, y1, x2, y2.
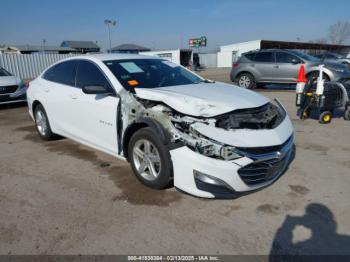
(1, 0, 349, 51)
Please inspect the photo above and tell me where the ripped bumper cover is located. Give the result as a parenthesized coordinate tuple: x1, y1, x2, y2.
(170, 116, 295, 198)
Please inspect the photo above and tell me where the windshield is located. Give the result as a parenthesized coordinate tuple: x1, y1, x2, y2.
(0, 67, 12, 76)
(104, 59, 203, 90)
(288, 50, 320, 62)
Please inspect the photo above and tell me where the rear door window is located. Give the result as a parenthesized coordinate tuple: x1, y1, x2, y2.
(254, 52, 274, 63)
(276, 52, 302, 63)
(43, 60, 78, 86)
(76, 60, 111, 89)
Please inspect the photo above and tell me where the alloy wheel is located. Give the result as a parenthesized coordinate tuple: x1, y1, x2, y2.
(35, 110, 48, 136)
(132, 139, 161, 181)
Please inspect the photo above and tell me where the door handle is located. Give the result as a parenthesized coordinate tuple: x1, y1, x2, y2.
(70, 94, 78, 99)
(274, 65, 279, 68)
(250, 64, 255, 67)
(44, 87, 49, 92)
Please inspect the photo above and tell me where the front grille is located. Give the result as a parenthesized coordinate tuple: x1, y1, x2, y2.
(237, 136, 294, 186)
(238, 155, 289, 185)
(236, 136, 293, 155)
(0, 85, 18, 95)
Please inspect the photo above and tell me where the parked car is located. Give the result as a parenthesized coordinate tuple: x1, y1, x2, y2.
(0, 66, 26, 105)
(27, 54, 294, 198)
(231, 49, 350, 89)
(314, 52, 350, 68)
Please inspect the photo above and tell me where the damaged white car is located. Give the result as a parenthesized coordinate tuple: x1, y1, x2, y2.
(27, 54, 295, 198)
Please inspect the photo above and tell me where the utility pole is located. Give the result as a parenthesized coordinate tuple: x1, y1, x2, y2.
(42, 39, 46, 53)
(104, 19, 116, 53)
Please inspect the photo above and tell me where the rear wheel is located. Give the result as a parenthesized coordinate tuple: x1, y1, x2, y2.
(128, 127, 173, 189)
(344, 108, 350, 121)
(236, 73, 256, 89)
(34, 104, 57, 140)
(319, 111, 332, 124)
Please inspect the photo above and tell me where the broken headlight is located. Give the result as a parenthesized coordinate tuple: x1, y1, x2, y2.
(220, 145, 242, 160)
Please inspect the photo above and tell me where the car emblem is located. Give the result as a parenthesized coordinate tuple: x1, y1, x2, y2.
(276, 151, 282, 159)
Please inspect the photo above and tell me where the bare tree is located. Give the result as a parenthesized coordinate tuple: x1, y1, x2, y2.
(329, 21, 350, 44)
(309, 37, 329, 44)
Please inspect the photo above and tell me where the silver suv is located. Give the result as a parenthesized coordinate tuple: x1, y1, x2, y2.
(231, 49, 350, 89)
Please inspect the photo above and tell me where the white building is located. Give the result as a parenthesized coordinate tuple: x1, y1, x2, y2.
(217, 39, 350, 68)
(140, 49, 193, 66)
(217, 40, 261, 68)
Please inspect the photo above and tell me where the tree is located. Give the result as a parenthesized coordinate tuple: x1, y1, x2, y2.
(329, 21, 350, 44)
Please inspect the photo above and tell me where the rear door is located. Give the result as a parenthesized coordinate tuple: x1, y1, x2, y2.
(251, 51, 275, 82)
(274, 51, 303, 83)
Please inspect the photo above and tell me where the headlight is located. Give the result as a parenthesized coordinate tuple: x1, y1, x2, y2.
(220, 145, 242, 160)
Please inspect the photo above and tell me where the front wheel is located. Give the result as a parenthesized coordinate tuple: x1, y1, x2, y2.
(128, 127, 173, 189)
(236, 73, 256, 89)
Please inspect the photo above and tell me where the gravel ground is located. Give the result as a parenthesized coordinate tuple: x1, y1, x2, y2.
(0, 68, 350, 257)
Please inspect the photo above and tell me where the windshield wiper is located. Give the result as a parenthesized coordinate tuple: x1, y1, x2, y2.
(197, 79, 215, 84)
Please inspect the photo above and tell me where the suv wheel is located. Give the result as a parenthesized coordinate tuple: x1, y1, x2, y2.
(128, 127, 173, 189)
(236, 73, 256, 89)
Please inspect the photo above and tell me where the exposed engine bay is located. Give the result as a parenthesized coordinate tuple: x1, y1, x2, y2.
(120, 89, 287, 162)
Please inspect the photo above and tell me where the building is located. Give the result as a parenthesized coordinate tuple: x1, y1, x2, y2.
(0, 45, 20, 54)
(61, 41, 100, 53)
(111, 43, 150, 54)
(140, 49, 193, 66)
(217, 40, 350, 67)
(13, 45, 76, 54)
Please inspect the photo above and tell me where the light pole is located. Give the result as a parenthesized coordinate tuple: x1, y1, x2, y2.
(104, 19, 116, 53)
(42, 39, 46, 53)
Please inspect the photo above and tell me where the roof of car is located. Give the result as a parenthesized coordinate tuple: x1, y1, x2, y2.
(69, 53, 161, 62)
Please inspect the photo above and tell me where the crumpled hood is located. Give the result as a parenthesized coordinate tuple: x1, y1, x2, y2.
(135, 82, 270, 117)
(0, 76, 21, 86)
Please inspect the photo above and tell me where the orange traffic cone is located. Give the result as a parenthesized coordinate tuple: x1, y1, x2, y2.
(296, 65, 307, 106)
(296, 65, 307, 93)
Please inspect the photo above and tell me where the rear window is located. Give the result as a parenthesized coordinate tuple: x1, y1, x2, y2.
(254, 52, 274, 62)
(244, 53, 256, 61)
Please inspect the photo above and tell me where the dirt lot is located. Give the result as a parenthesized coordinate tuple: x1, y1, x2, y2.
(1, 68, 350, 256)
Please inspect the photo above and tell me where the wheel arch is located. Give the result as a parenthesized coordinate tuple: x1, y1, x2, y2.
(32, 100, 42, 114)
(122, 117, 171, 161)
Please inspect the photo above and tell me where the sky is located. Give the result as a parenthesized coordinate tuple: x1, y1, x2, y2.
(1, 0, 349, 52)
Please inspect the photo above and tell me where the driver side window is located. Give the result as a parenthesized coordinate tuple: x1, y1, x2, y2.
(76, 60, 111, 89)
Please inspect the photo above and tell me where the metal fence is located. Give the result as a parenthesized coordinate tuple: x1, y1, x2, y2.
(0, 53, 78, 80)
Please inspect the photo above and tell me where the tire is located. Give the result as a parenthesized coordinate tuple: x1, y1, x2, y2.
(34, 104, 57, 140)
(319, 111, 332, 124)
(128, 127, 173, 189)
(344, 108, 350, 121)
(236, 73, 256, 89)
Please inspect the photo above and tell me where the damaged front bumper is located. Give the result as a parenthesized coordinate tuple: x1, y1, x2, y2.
(169, 112, 294, 198)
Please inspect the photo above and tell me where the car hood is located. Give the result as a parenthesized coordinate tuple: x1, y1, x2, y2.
(0, 76, 21, 86)
(134, 82, 270, 117)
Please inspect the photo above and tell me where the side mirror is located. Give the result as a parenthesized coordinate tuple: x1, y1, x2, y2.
(82, 85, 112, 95)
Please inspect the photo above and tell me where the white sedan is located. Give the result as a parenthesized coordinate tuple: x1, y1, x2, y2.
(27, 54, 294, 198)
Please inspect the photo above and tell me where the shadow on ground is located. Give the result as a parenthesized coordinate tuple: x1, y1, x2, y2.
(270, 203, 350, 261)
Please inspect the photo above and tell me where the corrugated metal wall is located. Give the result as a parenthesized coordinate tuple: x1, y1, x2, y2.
(198, 53, 217, 68)
(0, 54, 77, 80)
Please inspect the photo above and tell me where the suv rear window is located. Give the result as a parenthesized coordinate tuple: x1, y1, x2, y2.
(254, 52, 274, 62)
(244, 53, 256, 61)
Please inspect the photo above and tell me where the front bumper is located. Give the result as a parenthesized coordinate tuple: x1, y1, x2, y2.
(0, 86, 26, 105)
(170, 136, 295, 199)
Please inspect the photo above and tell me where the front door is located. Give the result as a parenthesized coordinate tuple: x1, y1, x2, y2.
(67, 60, 120, 155)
